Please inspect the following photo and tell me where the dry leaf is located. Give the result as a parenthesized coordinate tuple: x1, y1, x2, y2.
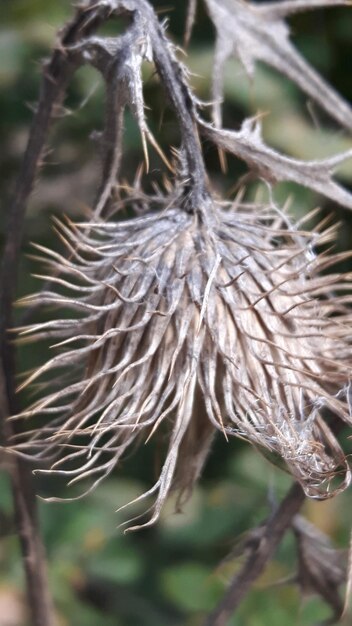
(293, 515, 347, 621)
(204, 0, 352, 131)
(202, 117, 352, 210)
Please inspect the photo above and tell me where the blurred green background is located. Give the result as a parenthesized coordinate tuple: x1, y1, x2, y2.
(1, 1, 352, 625)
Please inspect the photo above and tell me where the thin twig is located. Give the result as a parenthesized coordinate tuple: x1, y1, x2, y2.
(0, 366, 55, 626)
(203, 483, 306, 626)
(0, 4, 119, 625)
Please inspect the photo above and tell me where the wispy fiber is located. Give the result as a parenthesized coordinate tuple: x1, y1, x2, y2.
(15, 194, 352, 528)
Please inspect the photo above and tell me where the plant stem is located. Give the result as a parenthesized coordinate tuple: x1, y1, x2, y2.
(203, 482, 306, 626)
(0, 5, 115, 625)
(0, 367, 55, 626)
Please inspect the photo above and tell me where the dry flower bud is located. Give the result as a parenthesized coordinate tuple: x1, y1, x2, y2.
(15, 195, 352, 528)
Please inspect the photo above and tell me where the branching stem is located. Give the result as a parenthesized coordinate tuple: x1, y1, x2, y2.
(203, 483, 306, 626)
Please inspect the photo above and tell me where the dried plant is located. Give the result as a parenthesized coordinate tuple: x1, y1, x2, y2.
(203, 0, 352, 131)
(14, 194, 352, 528)
(1, 0, 352, 623)
(292, 515, 347, 620)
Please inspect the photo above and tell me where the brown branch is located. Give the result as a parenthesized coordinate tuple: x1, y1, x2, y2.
(203, 482, 306, 626)
(148, 6, 209, 209)
(102, 0, 210, 210)
(0, 366, 55, 626)
(0, 4, 122, 625)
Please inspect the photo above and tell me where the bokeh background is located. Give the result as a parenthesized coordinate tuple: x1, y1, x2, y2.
(1, 1, 352, 625)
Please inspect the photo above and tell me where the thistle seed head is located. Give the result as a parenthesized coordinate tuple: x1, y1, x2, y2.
(16, 197, 352, 528)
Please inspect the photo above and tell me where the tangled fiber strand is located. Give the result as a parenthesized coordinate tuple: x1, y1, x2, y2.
(13, 196, 352, 529)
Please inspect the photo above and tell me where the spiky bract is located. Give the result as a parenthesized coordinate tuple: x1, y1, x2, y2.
(16, 199, 352, 527)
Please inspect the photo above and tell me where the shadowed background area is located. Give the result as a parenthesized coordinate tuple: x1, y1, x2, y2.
(0, 1, 352, 625)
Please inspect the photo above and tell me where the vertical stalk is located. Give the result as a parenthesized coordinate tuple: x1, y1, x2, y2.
(0, 4, 115, 624)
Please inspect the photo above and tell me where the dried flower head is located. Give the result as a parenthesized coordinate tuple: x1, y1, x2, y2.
(15, 194, 352, 528)
(6, 0, 352, 531)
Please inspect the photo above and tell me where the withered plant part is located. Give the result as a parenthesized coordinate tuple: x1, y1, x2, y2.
(1, 0, 352, 624)
(202, 119, 352, 210)
(203, 0, 352, 131)
(15, 198, 352, 528)
(203, 483, 306, 626)
(203, 492, 347, 626)
(292, 515, 347, 622)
